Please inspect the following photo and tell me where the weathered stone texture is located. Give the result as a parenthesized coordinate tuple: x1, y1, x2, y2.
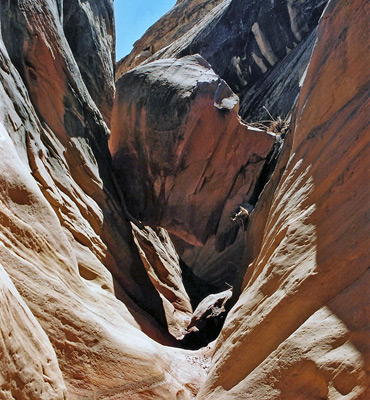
(118, 0, 328, 121)
(198, 0, 370, 398)
(116, 0, 224, 77)
(110, 55, 276, 286)
(0, 0, 206, 398)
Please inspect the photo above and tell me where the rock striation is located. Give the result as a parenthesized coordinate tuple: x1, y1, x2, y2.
(63, 0, 116, 126)
(198, 0, 370, 398)
(0, 263, 67, 399)
(116, 0, 224, 77)
(132, 223, 193, 340)
(118, 0, 328, 121)
(0, 0, 208, 398)
(110, 54, 276, 287)
(0, 0, 369, 398)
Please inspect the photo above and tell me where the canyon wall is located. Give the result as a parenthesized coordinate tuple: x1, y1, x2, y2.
(117, 0, 328, 121)
(111, 54, 276, 288)
(198, 0, 370, 397)
(0, 0, 369, 399)
(0, 0, 207, 398)
(116, 0, 225, 77)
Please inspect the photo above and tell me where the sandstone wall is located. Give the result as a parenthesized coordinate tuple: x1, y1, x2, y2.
(118, 0, 328, 121)
(0, 0, 207, 398)
(0, 0, 368, 398)
(198, 0, 370, 397)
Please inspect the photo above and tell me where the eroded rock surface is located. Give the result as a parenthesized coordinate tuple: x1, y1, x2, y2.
(0, 0, 208, 398)
(1, 0, 368, 398)
(132, 223, 193, 340)
(63, 0, 115, 125)
(198, 0, 370, 398)
(118, 0, 327, 121)
(116, 0, 224, 77)
(0, 263, 67, 399)
(110, 55, 276, 286)
(183, 288, 233, 349)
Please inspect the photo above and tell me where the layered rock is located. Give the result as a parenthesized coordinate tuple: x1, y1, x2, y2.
(1, 0, 369, 398)
(132, 223, 193, 340)
(0, 0, 165, 336)
(118, 0, 327, 121)
(110, 55, 276, 286)
(63, 0, 116, 125)
(116, 0, 224, 77)
(0, 0, 207, 398)
(198, 0, 370, 398)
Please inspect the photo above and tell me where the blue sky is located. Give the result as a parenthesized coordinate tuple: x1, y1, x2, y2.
(115, 0, 176, 61)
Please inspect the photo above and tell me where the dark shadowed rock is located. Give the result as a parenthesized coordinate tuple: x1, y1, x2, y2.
(63, 0, 115, 125)
(121, 0, 327, 121)
(183, 288, 233, 349)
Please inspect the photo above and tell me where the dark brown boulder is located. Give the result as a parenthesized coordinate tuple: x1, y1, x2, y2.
(110, 54, 276, 285)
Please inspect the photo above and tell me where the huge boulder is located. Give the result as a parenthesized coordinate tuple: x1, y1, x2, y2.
(110, 54, 276, 286)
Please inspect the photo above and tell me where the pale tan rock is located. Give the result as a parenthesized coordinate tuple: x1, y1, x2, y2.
(0, 263, 67, 400)
(1, 0, 368, 398)
(198, 0, 370, 398)
(132, 223, 193, 340)
(0, 1, 207, 398)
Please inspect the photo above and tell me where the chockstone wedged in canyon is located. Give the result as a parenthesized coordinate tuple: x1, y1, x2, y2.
(0, 0, 369, 399)
(110, 54, 277, 289)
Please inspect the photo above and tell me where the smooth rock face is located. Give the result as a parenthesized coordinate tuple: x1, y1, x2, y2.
(198, 0, 370, 398)
(0, 1, 207, 398)
(119, 0, 327, 121)
(116, 0, 224, 77)
(110, 55, 276, 285)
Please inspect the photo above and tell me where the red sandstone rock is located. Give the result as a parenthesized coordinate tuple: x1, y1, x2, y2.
(110, 55, 276, 285)
(0, 0, 368, 398)
(198, 0, 370, 398)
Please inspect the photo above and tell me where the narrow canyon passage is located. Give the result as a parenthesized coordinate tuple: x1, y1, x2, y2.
(0, 0, 368, 399)
(109, 53, 283, 349)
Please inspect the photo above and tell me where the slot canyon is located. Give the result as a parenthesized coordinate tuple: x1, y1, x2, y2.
(0, 0, 369, 399)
